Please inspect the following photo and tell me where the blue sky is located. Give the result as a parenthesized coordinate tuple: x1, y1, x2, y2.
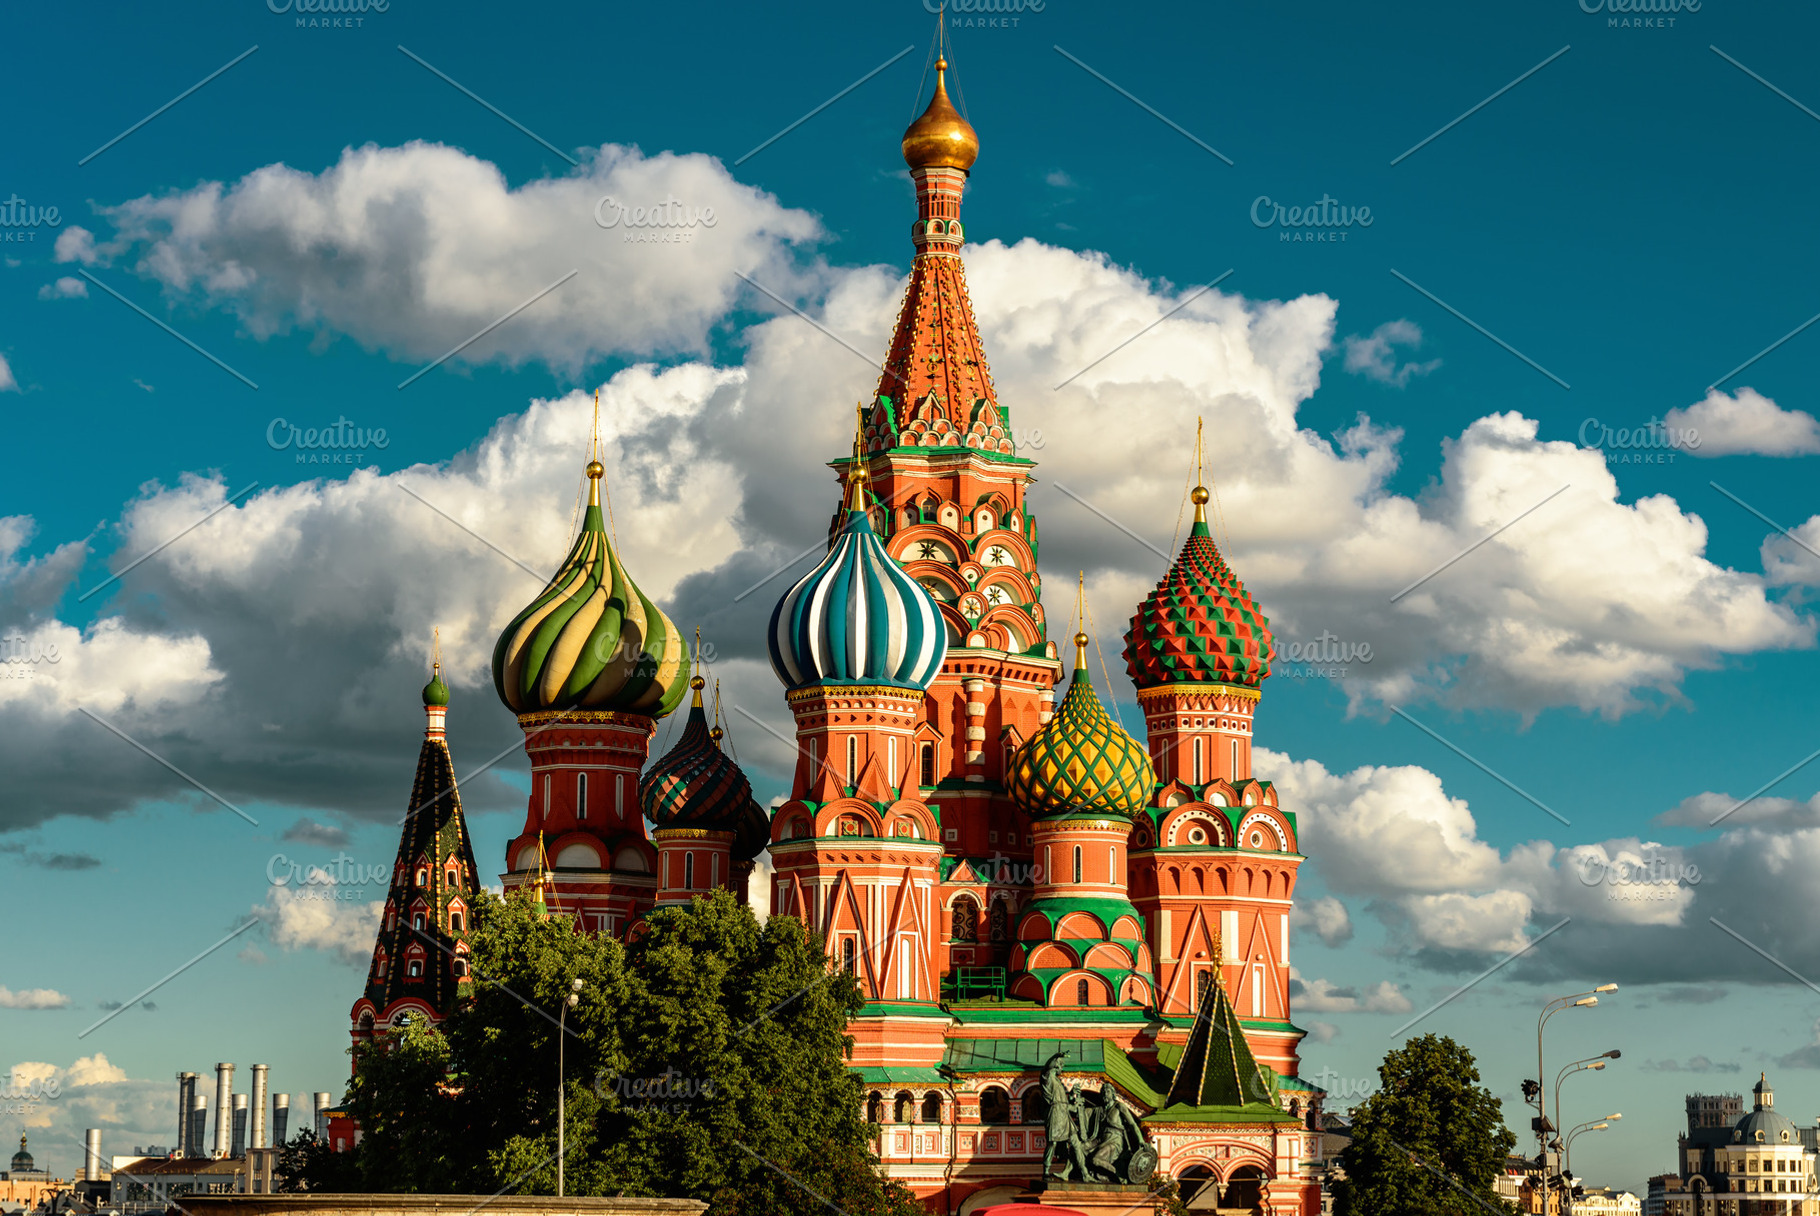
(5, 0, 1820, 1196)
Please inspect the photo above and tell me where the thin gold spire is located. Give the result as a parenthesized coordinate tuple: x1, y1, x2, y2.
(689, 626, 705, 707)
(431, 626, 441, 675)
(710, 678, 725, 745)
(1192, 416, 1209, 525)
(845, 400, 870, 512)
(1073, 572, 1089, 671)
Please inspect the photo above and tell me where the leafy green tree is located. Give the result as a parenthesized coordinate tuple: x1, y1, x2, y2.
(1332, 1034, 1517, 1216)
(305, 886, 921, 1215)
(275, 1129, 360, 1193)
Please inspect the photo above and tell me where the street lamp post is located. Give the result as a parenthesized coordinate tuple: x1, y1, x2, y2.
(1564, 1114, 1620, 1179)
(558, 978, 582, 1198)
(1534, 986, 1617, 1216)
(1554, 1051, 1621, 1159)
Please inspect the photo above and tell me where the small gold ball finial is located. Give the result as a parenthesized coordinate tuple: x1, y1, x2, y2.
(710, 725, 724, 742)
(586, 460, 604, 480)
(1073, 631, 1089, 648)
(690, 675, 706, 691)
(936, 57, 948, 71)
(1191, 486, 1210, 505)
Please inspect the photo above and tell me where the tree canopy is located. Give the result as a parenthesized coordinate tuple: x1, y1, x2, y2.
(1331, 1033, 1518, 1216)
(289, 887, 922, 1215)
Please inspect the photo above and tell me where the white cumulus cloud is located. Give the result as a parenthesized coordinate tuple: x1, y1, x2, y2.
(1666, 387, 1820, 457)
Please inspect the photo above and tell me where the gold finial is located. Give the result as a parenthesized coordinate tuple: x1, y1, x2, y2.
(710, 679, 726, 744)
(1212, 930, 1223, 971)
(846, 400, 870, 512)
(902, 46, 979, 171)
(690, 627, 705, 705)
(1192, 417, 1208, 524)
(431, 626, 441, 675)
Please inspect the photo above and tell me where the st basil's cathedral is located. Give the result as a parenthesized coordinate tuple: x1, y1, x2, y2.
(351, 57, 1322, 1216)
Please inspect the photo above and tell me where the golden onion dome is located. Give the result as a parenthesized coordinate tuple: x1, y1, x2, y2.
(902, 59, 979, 172)
(491, 460, 687, 719)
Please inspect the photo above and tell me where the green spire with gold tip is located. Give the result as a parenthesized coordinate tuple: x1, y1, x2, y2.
(423, 627, 450, 707)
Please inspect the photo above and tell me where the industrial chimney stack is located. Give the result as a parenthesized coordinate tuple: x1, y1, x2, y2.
(272, 1093, 290, 1146)
(175, 1073, 198, 1156)
(212, 1063, 234, 1157)
(187, 1093, 207, 1158)
(83, 1129, 103, 1181)
(231, 1093, 249, 1157)
(312, 1092, 332, 1140)
(250, 1065, 269, 1149)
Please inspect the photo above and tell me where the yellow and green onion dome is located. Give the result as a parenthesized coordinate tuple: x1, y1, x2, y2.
(1124, 486, 1273, 689)
(492, 460, 688, 718)
(639, 676, 761, 842)
(1008, 632, 1157, 820)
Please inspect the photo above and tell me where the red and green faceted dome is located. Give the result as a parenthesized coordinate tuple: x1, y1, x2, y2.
(1125, 516, 1273, 689)
(638, 680, 766, 859)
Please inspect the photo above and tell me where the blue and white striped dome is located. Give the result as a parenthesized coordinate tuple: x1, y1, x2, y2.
(768, 508, 945, 692)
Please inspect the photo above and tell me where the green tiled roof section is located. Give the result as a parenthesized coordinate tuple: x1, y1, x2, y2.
(1018, 896, 1147, 931)
(853, 1001, 950, 1019)
(1164, 973, 1272, 1109)
(1144, 1103, 1301, 1125)
(852, 1067, 948, 1084)
(1101, 1042, 1170, 1109)
(1277, 1074, 1328, 1095)
(942, 1038, 1104, 1073)
(945, 1006, 1153, 1026)
(1155, 1040, 1185, 1072)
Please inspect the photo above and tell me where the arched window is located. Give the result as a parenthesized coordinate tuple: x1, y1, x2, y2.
(894, 1091, 915, 1123)
(684, 852, 695, 890)
(415, 868, 427, 886)
(453, 957, 468, 977)
(450, 911, 463, 932)
(412, 912, 425, 931)
(951, 896, 979, 942)
(841, 938, 857, 973)
(888, 737, 898, 785)
(921, 1093, 943, 1123)
(577, 772, 588, 820)
(407, 960, 422, 978)
(1231, 738, 1240, 778)
(542, 773, 551, 819)
(920, 742, 936, 787)
(1193, 737, 1204, 784)
(1076, 978, 1090, 1006)
(847, 736, 859, 787)
(979, 1087, 1010, 1124)
(1073, 846, 1083, 885)
(1022, 1086, 1047, 1124)
(866, 1092, 885, 1124)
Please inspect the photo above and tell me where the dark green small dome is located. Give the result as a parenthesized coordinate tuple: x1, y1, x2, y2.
(423, 668, 450, 707)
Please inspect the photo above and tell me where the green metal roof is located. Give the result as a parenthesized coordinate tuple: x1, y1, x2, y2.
(942, 1038, 1106, 1073)
(853, 1067, 949, 1085)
